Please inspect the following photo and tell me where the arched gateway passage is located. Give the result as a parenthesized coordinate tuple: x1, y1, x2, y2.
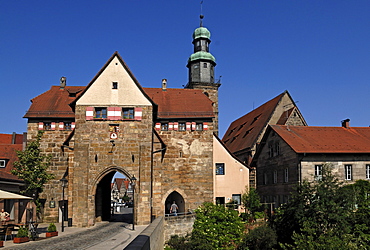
(165, 191, 185, 216)
(94, 169, 132, 223)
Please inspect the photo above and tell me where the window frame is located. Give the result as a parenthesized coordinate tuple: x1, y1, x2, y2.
(345, 165, 352, 180)
(64, 122, 72, 131)
(161, 123, 168, 131)
(122, 108, 134, 120)
(215, 163, 225, 175)
(179, 122, 186, 131)
(315, 165, 323, 180)
(95, 107, 107, 119)
(112, 82, 118, 89)
(232, 194, 241, 205)
(0, 160, 6, 168)
(273, 170, 277, 184)
(44, 122, 52, 130)
(367, 165, 370, 180)
(195, 123, 203, 131)
(284, 168, 289, 183)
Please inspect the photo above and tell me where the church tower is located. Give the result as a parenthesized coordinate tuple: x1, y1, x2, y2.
(185, 15, 221, 135)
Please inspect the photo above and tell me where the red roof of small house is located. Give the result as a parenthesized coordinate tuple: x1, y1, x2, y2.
(222, 92, 286, 153)
(271, 125, 370, 153)
(24, 86, 84, 118)
(144, 88, 214, 119)
(0, 133, 23, 145)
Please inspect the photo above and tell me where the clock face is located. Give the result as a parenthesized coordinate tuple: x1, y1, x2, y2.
(110, 132, 118, 139)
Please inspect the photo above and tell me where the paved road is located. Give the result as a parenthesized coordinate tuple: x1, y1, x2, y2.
(5, 222, 129, 250)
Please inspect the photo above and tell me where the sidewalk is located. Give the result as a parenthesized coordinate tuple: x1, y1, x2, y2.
(2, 222, 146, 249)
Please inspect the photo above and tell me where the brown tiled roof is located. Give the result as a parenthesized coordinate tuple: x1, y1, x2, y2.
(271, 125, 370, 153)
(115, 178, 125, 190)
(0, 133, 23, 145)
(144, 88, 214, 119)
(24, 86, 84, 118)
(0, 144, 23, 182)
(222, 93, 285, 153)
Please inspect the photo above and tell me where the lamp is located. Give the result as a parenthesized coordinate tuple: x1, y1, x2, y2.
(131, 175, 137, 230)
(60, 177, 68, 232)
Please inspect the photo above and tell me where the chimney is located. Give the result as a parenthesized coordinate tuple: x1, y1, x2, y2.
(162, 79, 167, 91)
(341, 119, 350, 128)
(11, 132, 16, 144)
(60, 76, 66, 89)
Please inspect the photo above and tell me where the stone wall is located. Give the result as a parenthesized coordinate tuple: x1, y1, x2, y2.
(125, 216, 165, 250)
(164, 214, 195, 243)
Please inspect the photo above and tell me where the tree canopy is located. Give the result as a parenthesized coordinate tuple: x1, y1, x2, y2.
(12, 131, 54, 213)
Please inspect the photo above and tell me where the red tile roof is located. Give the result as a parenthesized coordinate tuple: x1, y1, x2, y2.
(271, 125, 370, 153)
(144, 88, 214, 118)
(222, 92, 285, 153)
(24, 86, 84, 118)
(0, 133, 23, 145)
(0, 143, 23, 182)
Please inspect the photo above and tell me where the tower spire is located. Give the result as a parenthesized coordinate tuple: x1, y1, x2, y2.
(200, 1, 204, 27)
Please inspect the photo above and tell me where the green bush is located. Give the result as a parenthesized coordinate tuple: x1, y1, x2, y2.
(16, 226, 28, 237)
(238, 225, 277, 250)
(166, 234, 191, 250)
(47, 222, 57, 232)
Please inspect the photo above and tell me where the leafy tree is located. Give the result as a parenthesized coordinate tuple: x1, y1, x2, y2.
(190, 202, 244, 249)
(238, 225, 277, 250)
(12, 131, 54, 214)
(273, 164, 353, 246)
(241, 187, 260, 215)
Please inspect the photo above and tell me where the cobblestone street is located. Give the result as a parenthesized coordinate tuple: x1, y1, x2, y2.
(4, 221, 145, 250)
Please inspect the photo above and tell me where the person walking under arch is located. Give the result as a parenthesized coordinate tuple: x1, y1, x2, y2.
(170, 201, 178, 216)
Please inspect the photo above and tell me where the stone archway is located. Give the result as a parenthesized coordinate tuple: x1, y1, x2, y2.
(93, 167, 132, 222)
(165, 191, 185, 216)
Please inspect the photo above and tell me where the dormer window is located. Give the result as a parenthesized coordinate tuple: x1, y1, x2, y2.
(0, 160, 6, 168)
(112, 82, 118, 89)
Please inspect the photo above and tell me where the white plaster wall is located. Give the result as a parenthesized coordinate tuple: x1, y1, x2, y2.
(77, 56, 152, 106)
(213, 136, 249, 205)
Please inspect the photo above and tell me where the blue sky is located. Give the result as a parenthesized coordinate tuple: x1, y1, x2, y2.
(1, 1, 370, 137)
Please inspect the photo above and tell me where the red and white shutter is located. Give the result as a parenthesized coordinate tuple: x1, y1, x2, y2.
(86, 107, 94, 120)
(186, 122, 191, 131)
(134, 107, 142, 121)
(107, 107, 115, 120)
(173, 122, 179, 131)
(38, 122, 44, 130)
(203, 122, 208, 130)
(191, 122, 196, 131)
(115, 107, 121, 120)
(51, 122, 56, 130)
(71, 122, 76, 129)
(59, 122, 64, 130)
(155, 123, 161, 131)
(169, 122, 174, 131)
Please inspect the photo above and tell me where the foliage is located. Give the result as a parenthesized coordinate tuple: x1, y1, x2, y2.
(165, 234, 191, 250)
(190, 202, 244, 250)
(272, 163, 362, 248)
(241, 187, 260, 216)
(47, 223, 57, 232)
(12, 131, 54, 214)
(238, 225, 277, 250)
(16, 226, 29, 238)
(122, 195, 130, 202)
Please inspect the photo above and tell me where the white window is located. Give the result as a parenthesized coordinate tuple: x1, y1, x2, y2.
(366, 165, 370, 179)
(345, 165, 352, 180)
(315, 165, 322, 180)
(284, 168, 289, 183)
(0, 160, 5, 168)
(273, 170, 277, 184)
